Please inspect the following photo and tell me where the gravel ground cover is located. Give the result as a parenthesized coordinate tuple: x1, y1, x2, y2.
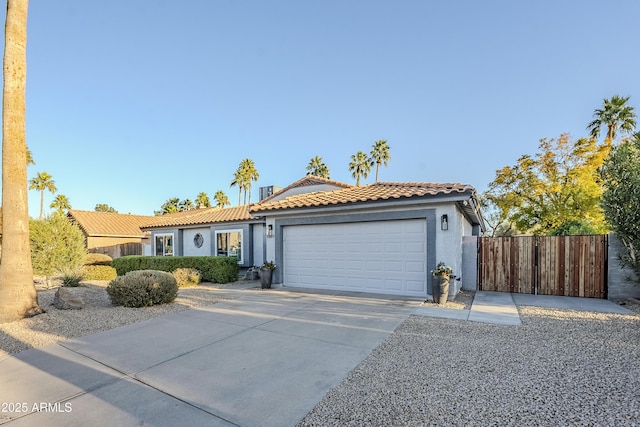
(0, 280, 246, 357)
(2, 281, 639, 426)
(298, 302, 640, 426)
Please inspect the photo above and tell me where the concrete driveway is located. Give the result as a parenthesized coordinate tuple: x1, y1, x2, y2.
(0, 288, 422, 427)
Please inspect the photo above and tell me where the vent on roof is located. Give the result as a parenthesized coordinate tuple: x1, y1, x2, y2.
(259, 185, 281, 201)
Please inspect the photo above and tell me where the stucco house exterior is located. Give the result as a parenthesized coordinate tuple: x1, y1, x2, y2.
(67, 210, 154, 258)
(141, 176, 485, 298)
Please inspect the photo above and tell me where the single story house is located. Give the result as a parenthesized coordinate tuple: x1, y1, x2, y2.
(67, 210, 154, 258)
(141, 176, 485, 298)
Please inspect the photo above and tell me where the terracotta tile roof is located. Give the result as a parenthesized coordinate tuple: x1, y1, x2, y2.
(259, 175, 351, 203)
(68, 210, 154, 237)
(141, 205, 256, 228)
(251, 182, 475, 213)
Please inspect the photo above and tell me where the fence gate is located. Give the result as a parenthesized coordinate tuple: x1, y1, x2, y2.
(478, 235, 608, 298)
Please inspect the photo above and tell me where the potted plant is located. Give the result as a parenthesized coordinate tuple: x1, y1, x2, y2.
(260, 261, 276, 289)
(431, 261, 455, 304)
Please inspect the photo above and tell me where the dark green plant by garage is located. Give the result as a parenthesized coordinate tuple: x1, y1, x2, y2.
(106, 270, 178, 307)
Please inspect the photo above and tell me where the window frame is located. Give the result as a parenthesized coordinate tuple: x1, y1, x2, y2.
(155, 233, 174, 256)
(215, 229, 243, 263)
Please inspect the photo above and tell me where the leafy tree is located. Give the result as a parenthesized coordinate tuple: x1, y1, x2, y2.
(179, 199, 195, 211)
(348, 151, 373, 186)
(214, 190, 230, 208)
(370, 140, 391, 183)
(587, 95, 636, 144)
(484, 134, 609, 235)
(0, 0, 43, 322)
(601, 133, 640, 283)
(306, 155, 330, 178)
(50, 194, 71, 214)
(29, 171, 57, 220)
(30, 213, 87, 280)
(195, 192, 210, 208)
(549, 219, 600, 236)
(95, 204, 117, 213)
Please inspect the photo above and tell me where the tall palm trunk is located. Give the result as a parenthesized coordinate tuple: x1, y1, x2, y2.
(0, 0, 42, 323)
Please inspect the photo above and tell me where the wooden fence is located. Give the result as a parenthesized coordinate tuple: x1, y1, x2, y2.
(478, 235, 608, 298)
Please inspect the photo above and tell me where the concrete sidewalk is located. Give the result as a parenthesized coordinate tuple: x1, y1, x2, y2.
(0, 288, 421, 427)
(413, 290, 634, 326)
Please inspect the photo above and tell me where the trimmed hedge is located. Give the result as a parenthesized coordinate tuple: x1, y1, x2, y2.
(107, 270, 178, 307)
(112, 256, 239, 284)
(84, 253, 114, 266)
(83, 253, 117, 280)
(82, 265, 118, 281)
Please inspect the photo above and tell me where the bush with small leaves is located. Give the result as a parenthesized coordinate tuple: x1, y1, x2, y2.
(82, 253, 117, 280)
(173, 268, 202, 287)
(84, 253, 113, 266)
(107, 270, 178, 307)
(82, 265, 117, 281)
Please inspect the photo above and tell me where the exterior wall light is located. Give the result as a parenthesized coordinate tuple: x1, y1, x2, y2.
(266, 224, 273, 237)
(441, 214, 448, 231)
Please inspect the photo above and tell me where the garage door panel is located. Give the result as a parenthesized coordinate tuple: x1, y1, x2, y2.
(284, 220, 427, 297)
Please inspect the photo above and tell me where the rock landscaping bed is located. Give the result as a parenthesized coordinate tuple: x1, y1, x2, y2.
(0, 280, 246, 357)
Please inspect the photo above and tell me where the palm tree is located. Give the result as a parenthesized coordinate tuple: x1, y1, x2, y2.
(370, 140, 391, 183)
(26, 145, 34, 165)
(50, 194, 71, 214)
(239, 158, 259, 204)
(95, 203, 117, 212)
(306, 155, 330, 178)
(195, 192, 210, 208)
(29, 171, 57, 220)
(0, 0, 43, 323)
(348, 151, 373, 186)
(214, 190, 230, 208)
(179, 199, 195, 211)
(587, 95, 637, 144)
(230, 169, 245, 205)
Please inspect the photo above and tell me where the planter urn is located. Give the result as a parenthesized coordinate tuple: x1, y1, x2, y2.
(260, 268, 273, 289)
(431, 275, 450, 304)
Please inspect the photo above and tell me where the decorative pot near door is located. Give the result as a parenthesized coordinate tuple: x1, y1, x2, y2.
(431, 275, 450, 304)
(431, 261, 455, 305)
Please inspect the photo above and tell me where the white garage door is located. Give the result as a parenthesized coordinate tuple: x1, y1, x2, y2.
(283, 220, 427, 297)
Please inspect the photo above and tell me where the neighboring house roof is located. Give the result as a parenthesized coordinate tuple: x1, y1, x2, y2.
(259, 175, 351, 204)
(68, 210, 154, 238)
(141, 205, 256, 229)
(251, 181, 476, 213)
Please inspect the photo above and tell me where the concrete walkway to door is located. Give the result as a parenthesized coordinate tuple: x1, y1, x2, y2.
(413, 290, 633, 326)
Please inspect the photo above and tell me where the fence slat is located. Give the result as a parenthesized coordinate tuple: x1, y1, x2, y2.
(478, 235, 606, 298)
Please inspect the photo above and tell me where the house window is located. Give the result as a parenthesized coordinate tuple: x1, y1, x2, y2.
(155, 233, 174, 256)
(215, 230, 242, 263)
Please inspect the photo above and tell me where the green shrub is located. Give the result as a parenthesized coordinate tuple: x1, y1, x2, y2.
(84, 253, 113, 266)
(173, 268, 201, 287)
(112, 256, 238, 283)
(82, 265, 118, 281)
(30, 212, 88, 276)
(58, 266, 84, 287)
(106, 270, 178, 307)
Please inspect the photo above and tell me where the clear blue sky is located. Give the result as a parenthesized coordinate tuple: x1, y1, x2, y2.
(2, 1, 639, 216)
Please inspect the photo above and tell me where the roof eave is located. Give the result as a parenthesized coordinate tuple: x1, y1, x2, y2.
(254, 191, 474, 216)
